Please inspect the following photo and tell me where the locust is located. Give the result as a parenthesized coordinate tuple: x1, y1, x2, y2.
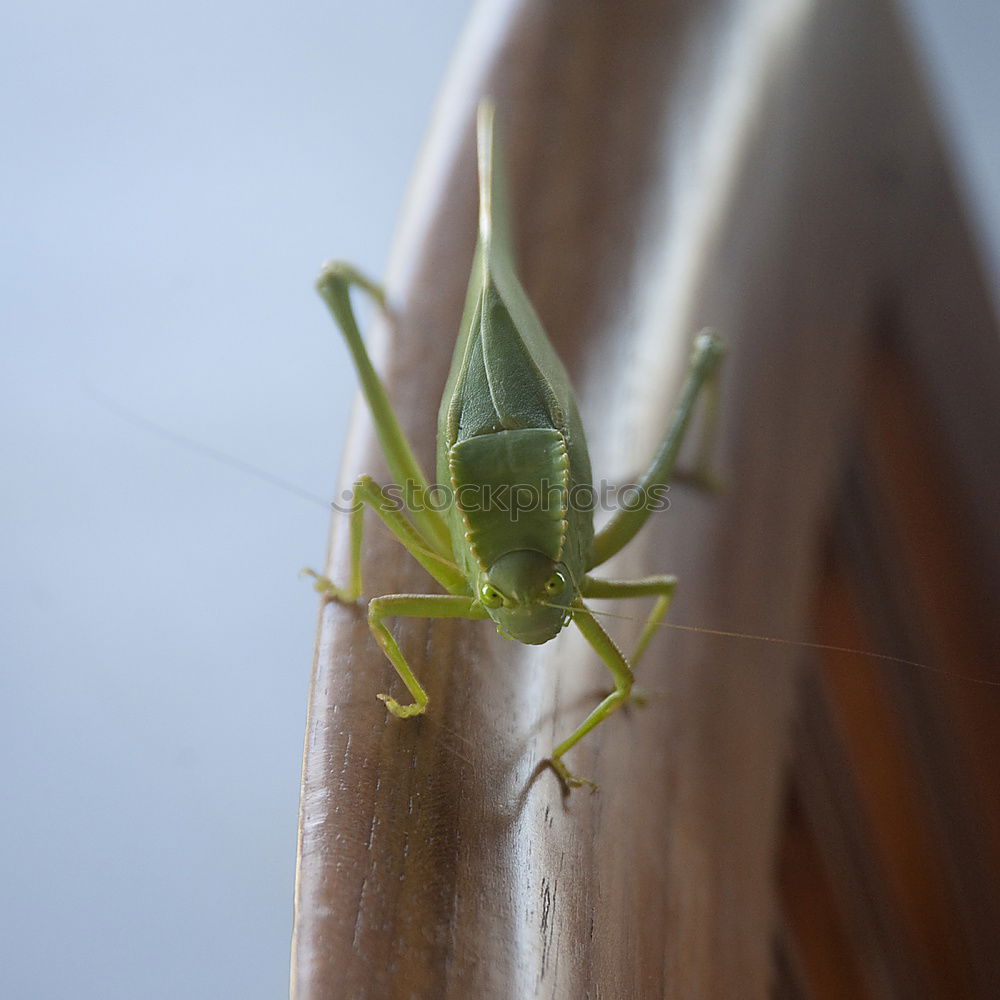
(310, 100, 724, 790)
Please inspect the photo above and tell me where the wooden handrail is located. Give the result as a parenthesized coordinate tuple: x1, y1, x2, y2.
(292, 0, 1000, 996)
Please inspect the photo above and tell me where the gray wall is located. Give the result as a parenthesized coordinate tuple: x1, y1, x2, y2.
(1, 2, 469, 997)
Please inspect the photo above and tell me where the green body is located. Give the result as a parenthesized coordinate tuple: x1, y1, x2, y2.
(438, 109, 592, 644)
(312, 101, 724, 790)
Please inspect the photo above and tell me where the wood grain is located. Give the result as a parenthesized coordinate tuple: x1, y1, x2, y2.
(292, 0, 1000, 996)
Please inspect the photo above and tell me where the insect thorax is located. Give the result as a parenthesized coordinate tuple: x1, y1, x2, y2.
(448, 427, 570, 578)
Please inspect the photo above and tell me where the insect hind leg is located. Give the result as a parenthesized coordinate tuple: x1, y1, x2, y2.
(307, 475, 468, 601)
(316, 262, 452, 558)
(589, 331, 724, 568)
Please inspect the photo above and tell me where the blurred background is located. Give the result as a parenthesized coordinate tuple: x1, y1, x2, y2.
(0, 1, 995, 997)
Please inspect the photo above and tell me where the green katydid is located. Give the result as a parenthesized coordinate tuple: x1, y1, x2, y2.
(309, 100, 724, 789)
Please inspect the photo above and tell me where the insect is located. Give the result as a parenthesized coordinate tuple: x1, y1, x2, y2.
(309, 100, 724, 789)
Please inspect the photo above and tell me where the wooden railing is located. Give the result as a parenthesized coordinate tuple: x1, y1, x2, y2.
(292, 1, 1000, 996)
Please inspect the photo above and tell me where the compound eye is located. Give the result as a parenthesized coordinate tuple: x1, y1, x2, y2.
(480, 583, 504, 608)
(544, 570, 567, 595)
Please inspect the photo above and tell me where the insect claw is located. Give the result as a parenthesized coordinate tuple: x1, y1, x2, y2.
(377, 693, 428, 719)
(302, 568, 359, 603)
(547, 756, 599, 794)
(626, 687, 651, 710)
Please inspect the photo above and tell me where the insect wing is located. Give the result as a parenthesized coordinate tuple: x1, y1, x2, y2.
(437, 101, 594, 583)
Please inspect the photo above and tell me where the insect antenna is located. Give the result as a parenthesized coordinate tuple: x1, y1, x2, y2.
(88, 384, 461, 571)
(542, 601, 1000, 689)
(86, 383, 333, 510)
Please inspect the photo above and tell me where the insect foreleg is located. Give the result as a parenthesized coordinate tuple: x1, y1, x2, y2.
(307, 474, 468, 602)
(548, 600, 637, 790)
(368, 595, 490, 717)
(590, 331, 724, 568)
(316, 261, 452, 558)
(581, 574, 677, 666)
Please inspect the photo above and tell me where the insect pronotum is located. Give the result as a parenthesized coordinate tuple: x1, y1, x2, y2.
(310, 100, 724, 790)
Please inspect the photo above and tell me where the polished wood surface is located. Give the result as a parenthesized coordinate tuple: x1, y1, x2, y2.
(293, 1, 1000, 996)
